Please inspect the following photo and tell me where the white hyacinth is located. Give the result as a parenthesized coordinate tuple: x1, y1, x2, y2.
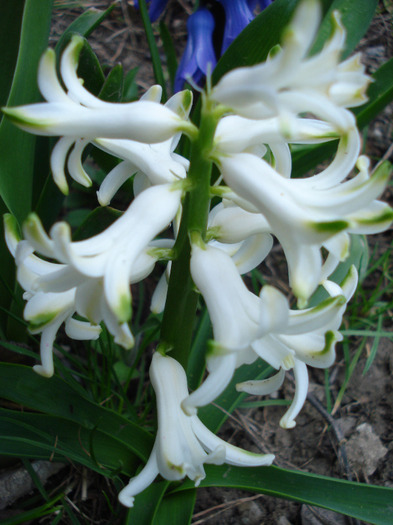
(2, 35, 195, 195)
(1, 0, 392, 510)
(118, 352, 274, 507)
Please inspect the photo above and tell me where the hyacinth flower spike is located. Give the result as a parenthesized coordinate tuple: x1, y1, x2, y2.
(174, 8, 217, 92)
(118, 353, 274, 507)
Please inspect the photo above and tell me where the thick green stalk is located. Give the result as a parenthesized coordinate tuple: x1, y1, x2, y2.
(160, 96, 218, 368)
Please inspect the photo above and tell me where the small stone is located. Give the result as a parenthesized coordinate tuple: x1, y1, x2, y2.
(345, 423, 388, 477)
(335, 416, 356, 438)
(238, 500, 265, 524)
(277, 516, 293, 525)
(301, 505, 346, 525)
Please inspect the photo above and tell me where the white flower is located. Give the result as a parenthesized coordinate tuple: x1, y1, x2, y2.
(23, 183, 182, 324)
(92, 88, 193, 204)
(118, 352, 274, 507)
(182, 242, 287, 414)
(2, 36, 195, 194)
(4, 214, 102, 377)
(212, 0, 371, 124)
(183, 241, 356, 423)
(217, 152, 392, 304)
(236, 266, 359, 429)
(4, 183, 182, 376)
(214, 114, 342, 157)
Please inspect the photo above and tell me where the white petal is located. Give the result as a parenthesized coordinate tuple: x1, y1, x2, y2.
(150, 264, 170, 314)
(118, 442, 159, 508)
(236, 368, 286, 396)
(97, 161, 136, 206)
(50, 137, 76, 194)
(65, 317, 101, 340)
(182, 353, 237, 415)
(4, 101, 188, 144)
(280, 360, 309, 429)
(38, 48, 70, 104)
(231, 234, 273, 274)
(67, 139, 92, 187)
(190, 243, 262, 349)
(192, 417, 274, 467)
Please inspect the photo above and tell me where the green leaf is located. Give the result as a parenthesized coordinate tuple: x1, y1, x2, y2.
(291, 142, 337, 179)
(153, 489, 196, 525)
(0, 0, 53, 223)
(0, 363, 153, 462)
(99, 64, 124, 102)
(0, 409, 137, 477)
(73, 206, 121, 241)
(310, 0, 377, 58)
(174, 465, 393, 525)
(0, 199, 18, 331)
(0, 492, 63, 525)
(0, 0, 25, 109)
(356, 57, 393, 129)
(125, 481, 170, 524)
(187, 308, 212, 391)
(55, 5, 116, 58)
(159, 21, 178, 93)
(123, 67, 140, 102)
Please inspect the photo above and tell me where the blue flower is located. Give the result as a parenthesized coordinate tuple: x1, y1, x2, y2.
(217, 0, 255, 53)
(247, 0, 273, 10)
(174, 8, 217, 92)
(134, 0, 168, 22)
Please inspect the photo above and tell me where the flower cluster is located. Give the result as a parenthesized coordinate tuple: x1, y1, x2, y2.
(2, 0, 392, 508)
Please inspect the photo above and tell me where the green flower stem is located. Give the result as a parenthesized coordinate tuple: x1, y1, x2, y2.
(160, 95, 218, 368)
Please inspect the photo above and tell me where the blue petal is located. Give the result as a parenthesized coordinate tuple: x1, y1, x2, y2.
(134, 0, 169, 22)
(217, 0, 254, 53)
(174, 8, 217, 92)
(247, 0, 273, 10)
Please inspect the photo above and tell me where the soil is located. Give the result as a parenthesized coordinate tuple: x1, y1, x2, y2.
(1, 1, 392, 524)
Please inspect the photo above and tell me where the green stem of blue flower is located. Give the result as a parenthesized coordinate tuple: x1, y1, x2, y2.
(137, 0, 167, 101)
(160, 95, 218, 368)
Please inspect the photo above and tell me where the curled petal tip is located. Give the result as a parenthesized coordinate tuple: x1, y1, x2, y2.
(33, 364, 53, 378)
(280, 417, 296, 429)
(118, 491, 135, 508)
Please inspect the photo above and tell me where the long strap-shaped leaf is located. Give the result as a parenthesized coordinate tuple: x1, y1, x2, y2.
(0, 409, 138, 477)
(0, 0, 53, 223)
(172, 465, 393, 525)
(0, 363, 153, 462)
